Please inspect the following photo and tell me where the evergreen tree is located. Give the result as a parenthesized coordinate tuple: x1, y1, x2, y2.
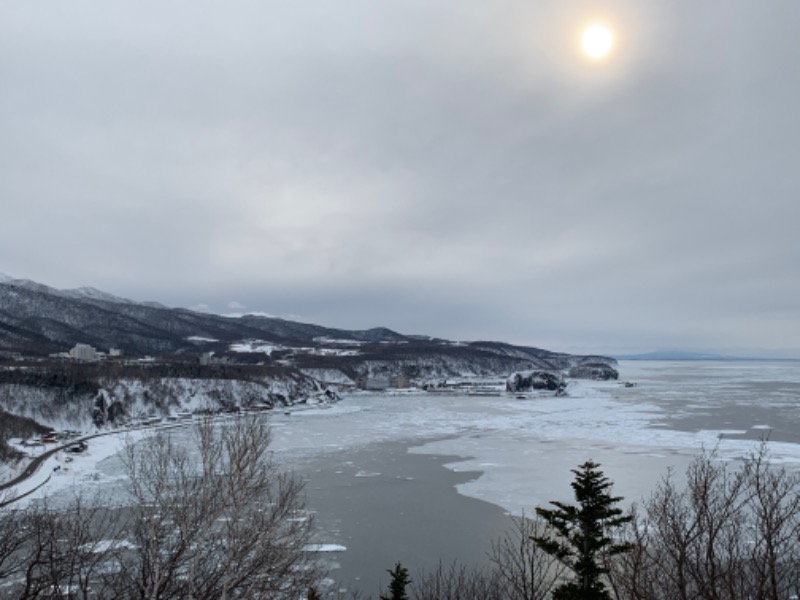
(307, 586, 323, 600)
(381, 562, 412, 600)
(532, 461, 632, 600)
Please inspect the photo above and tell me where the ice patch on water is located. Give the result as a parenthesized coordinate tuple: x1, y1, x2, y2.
(715, 430, 749, 436)
(355, 471, 381, 477)
(305, 544, 347, 552)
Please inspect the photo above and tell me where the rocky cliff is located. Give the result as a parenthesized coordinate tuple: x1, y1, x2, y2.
(0, 362, 334, 433)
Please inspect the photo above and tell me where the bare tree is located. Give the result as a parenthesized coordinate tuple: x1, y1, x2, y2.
(0, 416, 321, 599)
(0, 491, 124, 599)
(738, 445, 800, 600)
(0, 504, 40, 597)
(616, 450, 749, 600)
(378, 514, 566, 600)
(410, 561, 502, 600)
(104, 415, 322, 599)
(490, 514, 567, 600)
(0, 501, 33, 586)
(614, 445, 800, 600)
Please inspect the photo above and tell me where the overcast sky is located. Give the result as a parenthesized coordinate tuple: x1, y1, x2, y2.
(2, 1, 799, 357)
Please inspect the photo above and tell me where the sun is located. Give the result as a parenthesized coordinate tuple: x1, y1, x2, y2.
(581, 24, 614, 60)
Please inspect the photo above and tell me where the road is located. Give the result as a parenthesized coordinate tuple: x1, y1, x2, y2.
(0, 431, 114, 507)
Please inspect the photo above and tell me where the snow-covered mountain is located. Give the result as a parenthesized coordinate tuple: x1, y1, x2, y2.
(59, 286, 136, 304)
(0, 275, 414, 356)
(0, 274, 613, 376)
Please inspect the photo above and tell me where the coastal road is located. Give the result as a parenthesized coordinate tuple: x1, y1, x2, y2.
(0, 431, 113, 507)
(0, 412, 261, 507)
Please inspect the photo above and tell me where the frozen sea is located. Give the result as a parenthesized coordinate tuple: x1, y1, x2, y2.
(266, 360, 800, 591)
(10, 360, 800, 593)
(274, 361, 800, 507)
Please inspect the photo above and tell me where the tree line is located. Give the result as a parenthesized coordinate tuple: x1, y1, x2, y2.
(0, 360, 299, 387)
(0, 411, 49, 461)
(1, 416, 799, 599)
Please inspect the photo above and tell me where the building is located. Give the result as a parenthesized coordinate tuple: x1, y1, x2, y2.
(357, 376, 390, 391)
(357, 375, 410, 390)
(390, 375, 410, 389)
(70, 343, 97, 361)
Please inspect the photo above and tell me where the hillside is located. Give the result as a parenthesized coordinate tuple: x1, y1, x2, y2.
(0, 274, 613, 378)
(0, 275, 409, 356)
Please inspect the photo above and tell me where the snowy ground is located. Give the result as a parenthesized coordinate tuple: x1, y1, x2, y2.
(1, 429, 148, 507)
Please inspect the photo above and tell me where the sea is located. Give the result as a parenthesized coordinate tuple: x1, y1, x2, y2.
(71, 359, 800, 595)
(266, 360, 800, 593)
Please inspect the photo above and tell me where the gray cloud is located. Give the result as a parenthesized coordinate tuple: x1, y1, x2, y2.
(2, 0, 798, 356)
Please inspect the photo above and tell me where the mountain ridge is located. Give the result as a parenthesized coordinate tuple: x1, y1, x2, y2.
(0, 274, 607, 372)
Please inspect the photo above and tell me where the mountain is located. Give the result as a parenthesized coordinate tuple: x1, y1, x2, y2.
(0, 274, 413, 357)
(0, 274, 612, 378)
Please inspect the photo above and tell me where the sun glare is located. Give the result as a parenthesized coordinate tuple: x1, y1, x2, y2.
(581, 24, 614, 60)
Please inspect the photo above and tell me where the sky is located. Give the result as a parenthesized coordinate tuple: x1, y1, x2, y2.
(2, 1, 799, 358)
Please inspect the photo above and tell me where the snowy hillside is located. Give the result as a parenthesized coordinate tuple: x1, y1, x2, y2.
(0, 364, 335, 432)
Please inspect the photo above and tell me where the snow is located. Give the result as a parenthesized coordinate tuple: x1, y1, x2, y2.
(61, 287, 130, 303)
(81, 539, 138, 553)
(313, 337, 364, 346)
(262, 368, 800, 515)
(304, 544, 347, 552)
(355, 470, 381, 478)
(230, 340, 361, 358)
(262, 389, 670, 512)
(300, 369, 356, 385)
(311, 348, 361, 357)
(187, 336, 219, 343)
(230, 341, 285, 355)
(3, 428, 148, 507)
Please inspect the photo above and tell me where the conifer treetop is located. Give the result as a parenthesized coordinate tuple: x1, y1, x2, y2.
(532, 460, 633, 600)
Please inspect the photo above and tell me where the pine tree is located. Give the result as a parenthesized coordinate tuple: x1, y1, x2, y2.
(307, 586, 323, 600)
(532, 461, 632, 600)
(381, 562, 412, 600)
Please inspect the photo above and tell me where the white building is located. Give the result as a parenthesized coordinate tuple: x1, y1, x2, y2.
(70, 343, 97, 361)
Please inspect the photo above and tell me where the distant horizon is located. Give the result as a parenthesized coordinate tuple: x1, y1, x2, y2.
(612, 350, 800, 362)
